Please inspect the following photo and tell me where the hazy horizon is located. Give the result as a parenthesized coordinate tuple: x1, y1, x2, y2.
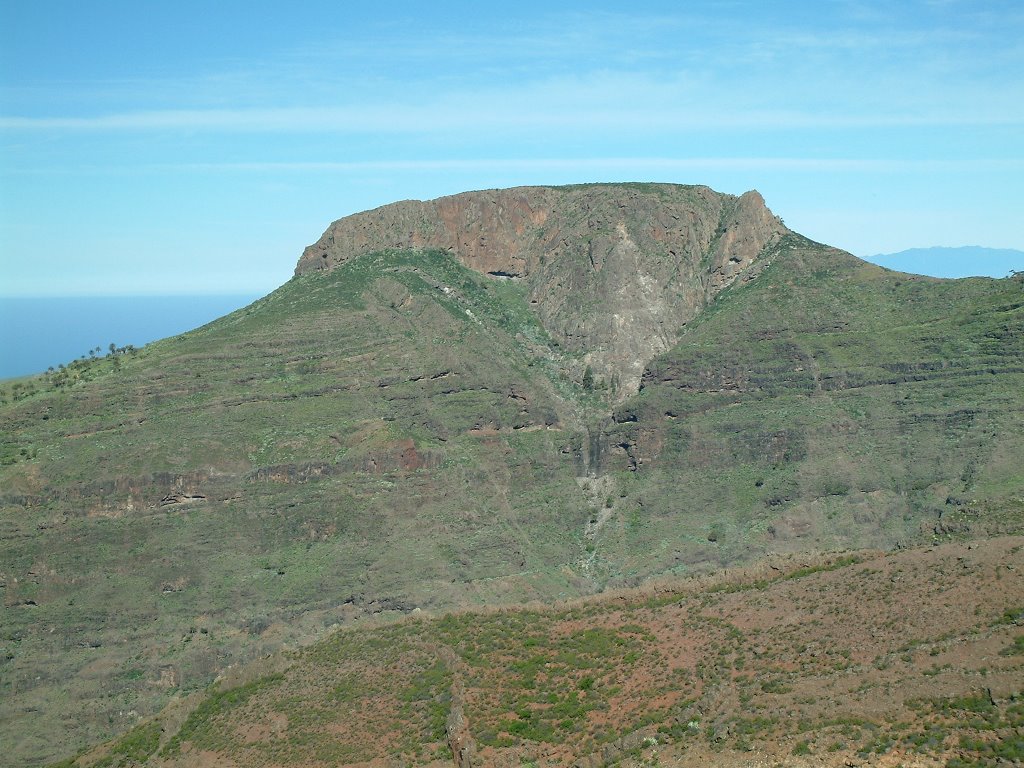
(0, 294, 261, 380)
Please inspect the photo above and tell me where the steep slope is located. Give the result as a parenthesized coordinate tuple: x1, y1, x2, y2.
(63, 537, 1024, 768)
(296, 184, 787, 395)
(1, 184, 1022, 767)
(592, 235, 1024, 582)
(0, 250, 598, 767)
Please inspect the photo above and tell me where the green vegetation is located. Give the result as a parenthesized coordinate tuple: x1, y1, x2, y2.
(889, 692, 1024, 766)
(1002, 635, 1024, 656)
(162, 674, 285, 756)
(92, 721, 161, 768)
(2, 192, 1023, 766)
(0, 248, 600, 766)
(35, 535, 1024, 767)
(603, 235, 1024, 576)
(0, 345, 137, 407)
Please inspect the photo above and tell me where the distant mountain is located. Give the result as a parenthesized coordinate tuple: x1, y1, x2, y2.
(2, 184, 1023, 767)
(864, 246, 1024, 278)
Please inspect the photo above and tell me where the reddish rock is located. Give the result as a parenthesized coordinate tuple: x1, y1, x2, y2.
(296, 184, 788, 399)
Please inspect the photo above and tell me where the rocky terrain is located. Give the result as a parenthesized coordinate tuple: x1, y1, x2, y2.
(296, 184, 787, 396)
(0, 183, 1022, 766)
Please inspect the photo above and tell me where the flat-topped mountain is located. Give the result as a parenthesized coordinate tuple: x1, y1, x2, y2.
(1, 183, 1022, 767)
(296, 184, 787, 396)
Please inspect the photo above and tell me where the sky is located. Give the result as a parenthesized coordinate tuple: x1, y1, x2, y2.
(1, 0, 1022, 296)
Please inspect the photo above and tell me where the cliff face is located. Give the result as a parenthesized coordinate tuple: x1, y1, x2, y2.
(296, 184, 788, 396)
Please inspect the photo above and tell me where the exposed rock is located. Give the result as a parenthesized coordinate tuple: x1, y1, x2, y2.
(443, 651, 476, 768)
(296, 184, 788, 397)
(159, 492, 206, 506)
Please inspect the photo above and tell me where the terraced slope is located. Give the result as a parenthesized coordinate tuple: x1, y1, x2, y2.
(62, 537, 1024, 768)
(0, 250, 600, 767)
(594, 234, 1024, 580)
(1, 185, 1022, 766)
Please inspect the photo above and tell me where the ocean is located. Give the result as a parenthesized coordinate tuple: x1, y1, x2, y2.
(0, 294, 263, 380)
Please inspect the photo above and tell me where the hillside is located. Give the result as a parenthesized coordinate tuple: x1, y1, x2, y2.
(597, 234, 1024, 578)
(1, 183, 1023, 766)
(60, 537, 1024, 768)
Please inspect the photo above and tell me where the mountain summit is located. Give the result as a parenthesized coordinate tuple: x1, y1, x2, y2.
(296, 184, 787, 396)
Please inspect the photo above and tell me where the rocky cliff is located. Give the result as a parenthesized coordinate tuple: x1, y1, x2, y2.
(296, 184, 788, 396)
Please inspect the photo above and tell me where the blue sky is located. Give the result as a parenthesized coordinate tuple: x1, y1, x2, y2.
(1, 0, 1022, 296)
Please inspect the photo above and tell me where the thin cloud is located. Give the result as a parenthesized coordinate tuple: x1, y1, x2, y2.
(173, 157, 1024, 173)
(3, 104, 1020, 133)
(2, 7, 1020, 134)
(9, 157, 1022, 176)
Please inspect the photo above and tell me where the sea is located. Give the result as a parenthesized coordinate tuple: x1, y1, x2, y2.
(0, 294, 263, 380)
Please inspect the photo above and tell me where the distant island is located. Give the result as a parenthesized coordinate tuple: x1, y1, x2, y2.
(863, 246, 1024, 278)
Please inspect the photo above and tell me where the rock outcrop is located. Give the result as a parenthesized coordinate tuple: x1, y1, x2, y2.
(296, 184, 788, 397)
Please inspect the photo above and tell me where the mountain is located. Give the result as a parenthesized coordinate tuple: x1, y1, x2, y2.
(864, 246, 1024, 279)
(295, 184, 786, 398)
(1, 183, 1022, 767)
